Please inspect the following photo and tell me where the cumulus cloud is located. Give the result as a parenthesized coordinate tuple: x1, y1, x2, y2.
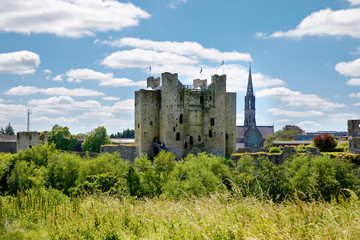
(5, 85, 104, 96)
(0, 51, 40, 74)
(28, 96, 101, 110)
(257, 87, 346, 111)
(267, 108, 325, 117)
(32, 116, 79, 124)
(275, 119, 291, 123)
(335, 58, 360, 77)
(297, 121, 321, 127)
(55, 68, 145, 87)
(270, 8, 360, 39)
(327, 113, 360, 123)
(43, 69, 52, 74)
(102, 96, 120, 101)
(346, 78, 360, 85)
(99, 37, 252, 62)
(0, 0, 150, 38)
(350, 92, 360, 98)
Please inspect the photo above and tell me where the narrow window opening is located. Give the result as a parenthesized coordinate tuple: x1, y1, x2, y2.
(210, 118, 215, 126)
(189, 136, 194, 145)
(200, 96, 204, 105)
(209, 96, 212, 100)
(226, 133, 229, 139)
(209, 130, 213, 138)
(138, 123, 140, 128)
(198, 135, 201, 141)
(176, 132, 180, 141)
(29, 135, 32, 140)
(173, 127, 175, 132)
(179, 114, 183, 124)
(184, 142, 188, 149)
(150, 121, 153, 126)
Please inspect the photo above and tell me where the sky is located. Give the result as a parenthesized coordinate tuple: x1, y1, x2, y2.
(1, 0, 360, 134)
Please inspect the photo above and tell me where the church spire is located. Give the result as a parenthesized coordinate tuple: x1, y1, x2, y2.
(247, 64, 253, 95)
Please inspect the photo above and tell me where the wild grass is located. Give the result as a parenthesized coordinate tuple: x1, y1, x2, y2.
(1, 192, 360, 239)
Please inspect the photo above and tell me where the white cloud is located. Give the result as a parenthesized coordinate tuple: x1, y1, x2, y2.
(298, 121, 321, 127)
(350, 92, 360, 98)
(78, 111, 115, 119)
(335, 58, 360, 77)
(32, 116, 79, 124)
(101, 49, 198, 69)
(43, 69, 52, 74)
(5, 85, 104, 96)
(351, 46, 360, 55)
(0, 0, 150, 38)
(102, 96, 120, 101)
(327, 113, 360, 123)
(99, 37, 252, 62)
(275, 119, 291, 123)
(55, 68, 145, 87)
(53, 75, 64, 81)
(168, 0, 187, 9)
(28, 96, 101, 110)
(346, 78, 360, 85)
(102, 99, 134, 113)
(0, 51, 40, 74)
(0, 103, 28, 118)
(257, 87, 346, 111)
(267, 108, 325, 118)
(348, 0, 360, 6)
(271, 8, 360, 39)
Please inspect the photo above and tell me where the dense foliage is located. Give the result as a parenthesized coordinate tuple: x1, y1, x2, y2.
(263, 128, 303, 151)
(269, 146, 281, 153)
(110, 129, 135, 138)
(48, 124, 78, 151)
(282, 125, 304, 133)
(0, 122, 15, 135)
(313, 133, 338, 150)
(82, 126, 112, 153)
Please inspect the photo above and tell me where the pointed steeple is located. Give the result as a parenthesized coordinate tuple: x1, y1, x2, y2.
(246, 64, 253, 95)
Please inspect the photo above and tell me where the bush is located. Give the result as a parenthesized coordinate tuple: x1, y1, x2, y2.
(296, 145, 307, 153)
(269, 147, 281, 153)
(82, 126, 111, 153)
(313, 133, 337, 150)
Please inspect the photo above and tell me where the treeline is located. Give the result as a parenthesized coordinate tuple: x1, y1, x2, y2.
(110, 129, 134, 138)
(0, 143, 359, 202)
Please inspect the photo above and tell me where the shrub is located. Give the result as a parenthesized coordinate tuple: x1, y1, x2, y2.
(296, 144, 307, 153)
(269, 147, 281, 153)
(313, 133, 337, 150)
(82, 126, 111, 153)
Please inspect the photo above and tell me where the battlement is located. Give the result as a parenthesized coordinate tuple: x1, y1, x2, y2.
(147, 76, 160, 89)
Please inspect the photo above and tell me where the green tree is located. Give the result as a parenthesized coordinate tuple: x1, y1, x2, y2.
(4, 123, 15, 135)
(263, 129, 303, 151)
(110, 129, 135, 138)
(48, 125, 78, 151)
(82, 126, 111, 153)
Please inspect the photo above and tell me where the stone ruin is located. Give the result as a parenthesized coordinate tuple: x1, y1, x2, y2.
(348, 119, 360, 154)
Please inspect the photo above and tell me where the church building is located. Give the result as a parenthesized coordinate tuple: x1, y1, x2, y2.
(236, 67, 274, 152)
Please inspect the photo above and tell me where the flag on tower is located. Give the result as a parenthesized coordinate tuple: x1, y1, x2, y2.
(221, 60, 224, 66)
(200, 67, 202, 73)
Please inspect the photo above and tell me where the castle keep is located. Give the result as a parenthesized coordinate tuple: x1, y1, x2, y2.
(135, 72, 236, 158)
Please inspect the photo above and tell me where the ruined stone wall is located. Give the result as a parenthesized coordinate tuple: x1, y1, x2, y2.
(16, 131, 42, 153)
(225, 92, 236, 156)
(100, 145, 138, 163)
(348, 119, 360, 154)
(135, 89, 160, 157)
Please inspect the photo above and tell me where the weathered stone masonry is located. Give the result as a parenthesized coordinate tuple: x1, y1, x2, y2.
(135, 72, 236, 158)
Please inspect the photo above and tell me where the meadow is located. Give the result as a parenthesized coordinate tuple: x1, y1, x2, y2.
(1, 144, 360, 239)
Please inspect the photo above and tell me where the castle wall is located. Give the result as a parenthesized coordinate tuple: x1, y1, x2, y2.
(225, 92, 236, 156)
(100, 145, 138, 163)
(135, 89, 160, 156)
(16, 131, 43, 153)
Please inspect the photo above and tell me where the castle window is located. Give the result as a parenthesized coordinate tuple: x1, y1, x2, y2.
(209, 130, 213, 138)
(173, 127, 175, 132)
(179, 114, 183, 124)
(209, 96, 212, 100)
(198, 135, 201, 141)
(189, 136, 193, 145)
(210, 118, 215, 126)
(150, 121, 153, 126)
(29, 135, 32, 140)
(176, 132, 180, 141)
(138, 123, 140, 128)
(226, 133, 229, 139)
(184, 142, 188, 149)
(200, 96, 204, 105)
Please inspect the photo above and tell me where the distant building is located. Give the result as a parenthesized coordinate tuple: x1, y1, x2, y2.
(135, 72, 236, 158)
(295, 131, 347, 141)
(236, 67, 274, 152)
(0, 134, 17, 153)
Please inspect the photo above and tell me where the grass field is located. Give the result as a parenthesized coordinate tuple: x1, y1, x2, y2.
(1, 192, 360, 239)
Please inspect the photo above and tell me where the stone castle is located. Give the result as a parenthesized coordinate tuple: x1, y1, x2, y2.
(135, 72, 236, 158)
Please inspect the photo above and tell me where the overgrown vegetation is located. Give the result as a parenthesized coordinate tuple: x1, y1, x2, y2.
(263, 125, 303, 151)
(1, 144, 360, 238)
(82, 126, 112, 153)
(48, 124, 78, 151)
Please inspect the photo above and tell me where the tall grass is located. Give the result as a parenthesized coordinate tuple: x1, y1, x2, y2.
(1, 192, 360, 239)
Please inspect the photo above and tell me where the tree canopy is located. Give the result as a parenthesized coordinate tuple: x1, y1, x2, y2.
(263, 127, 303, 151)
(0, 123, 15, 135)
(82, 126, 112, 153)
(110, 129, 135, 138)
(48, 124, 78, 151)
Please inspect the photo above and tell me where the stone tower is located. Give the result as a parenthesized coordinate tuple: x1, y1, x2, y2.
(243, 66, 263, 152)
(244, 66, 256, 127)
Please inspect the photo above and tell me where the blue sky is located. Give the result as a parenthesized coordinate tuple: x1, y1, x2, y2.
(1, 0, 360, 134)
